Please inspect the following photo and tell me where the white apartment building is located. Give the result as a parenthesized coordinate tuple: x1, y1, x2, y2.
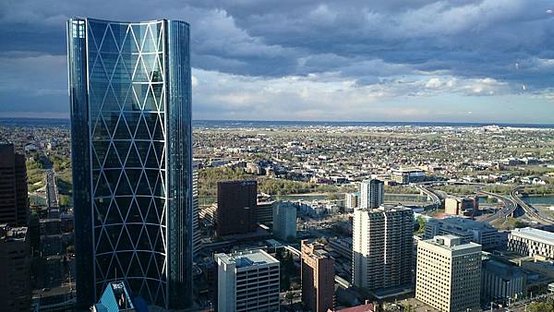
(352, 206, 413, 290)
(215, 249, 280, 312)
(359, 179, 384, 209)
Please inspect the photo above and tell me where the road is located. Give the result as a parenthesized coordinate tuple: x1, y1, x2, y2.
(46, 169, 60, 217)
(479, 190, 518, 223)
(510, 187, 554, 225)
(414, 185, 441, 210)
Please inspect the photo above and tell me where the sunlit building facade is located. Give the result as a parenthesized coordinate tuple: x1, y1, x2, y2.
(67, 17, 192, 309)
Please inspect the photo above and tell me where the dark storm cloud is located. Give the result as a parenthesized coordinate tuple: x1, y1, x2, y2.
(1, 0, 553, 120)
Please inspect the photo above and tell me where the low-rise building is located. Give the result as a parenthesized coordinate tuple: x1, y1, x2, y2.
(444, 196, 479, 216)
(481, 259, 526, 305)
(424, 217, 507, 251)
(508, 227, 554, 260)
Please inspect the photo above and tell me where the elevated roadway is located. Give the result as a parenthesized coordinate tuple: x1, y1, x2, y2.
(510, 187, 554, 225)
(478, 190, 518, 222)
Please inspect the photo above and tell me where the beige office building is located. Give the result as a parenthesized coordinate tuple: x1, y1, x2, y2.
(352, 206, 413, 290)
(416, 235, 481, 312)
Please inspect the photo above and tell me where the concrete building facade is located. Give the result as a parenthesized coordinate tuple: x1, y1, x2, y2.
(444, 196, 479, 216)
(424, 217, 507, 251)
(508, 227, 554, 260)
(481, 259, 526, 305)
(301, 240, 335, 312)
(416, 235, 481, 312)
(273, 202, 297, 241)
(359, 179, 384, 209)
(344, 193, 359, 211)
(215, 249, 280, 312)
(352, 206, 413, 290)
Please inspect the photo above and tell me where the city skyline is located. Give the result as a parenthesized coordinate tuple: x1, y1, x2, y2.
(1, 0, 554, 123)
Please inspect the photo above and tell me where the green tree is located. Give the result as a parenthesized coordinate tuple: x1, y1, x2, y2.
(416, 216, 426, 235)
(527, 298, 554, 312)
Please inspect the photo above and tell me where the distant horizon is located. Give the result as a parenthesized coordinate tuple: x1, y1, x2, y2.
(1, 116, 554, 128)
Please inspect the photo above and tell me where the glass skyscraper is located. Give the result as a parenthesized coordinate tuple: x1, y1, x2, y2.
(67, 18, 193, 309)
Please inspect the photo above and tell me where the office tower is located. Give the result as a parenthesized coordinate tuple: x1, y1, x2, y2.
(273, 201, 297, 241)
(352, 206, 413, 290)
(424, 217, 507, 251)
(301, 240, 335, 312)
(359, 179, 384, 209)
(0, 144, 29, 226)
(67, 18, 193, 309)
(0, 225, 32, 311)
(481, 259, 526, 306)
(508, 227, 554, 260)
(416, 235, 481, 312)
(216, 180, 257, 236)
(215, 249, 280, 312)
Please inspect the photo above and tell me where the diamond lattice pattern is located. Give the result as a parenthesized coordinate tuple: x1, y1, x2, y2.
(87, 20, 168, 306)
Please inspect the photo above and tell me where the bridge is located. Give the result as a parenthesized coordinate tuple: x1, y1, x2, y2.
(510, 187, 554, 225)
(478, 190, 518, 222)
(414, 185, 441, 209)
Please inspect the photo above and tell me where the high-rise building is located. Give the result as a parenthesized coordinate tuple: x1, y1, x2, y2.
(301, 240, 335, 312)
(216, 180, 257, 236)
(352, 206, 413, 290)
(416, 235, 481, 312)
(0, 144, 29, 226)
(67, 18, 193, 309)
(0, 225, 32, 311)
(215, 249, 280, 312)
(359, 179, 384, 209)
(344, 192, 359, 211)
(192, 166, 201, 255)
(273, 201, 297, 241)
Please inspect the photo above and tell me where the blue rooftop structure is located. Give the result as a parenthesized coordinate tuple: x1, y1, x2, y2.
(92, 281, 147, 312)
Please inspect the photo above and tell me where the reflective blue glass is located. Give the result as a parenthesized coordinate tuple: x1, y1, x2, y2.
(67, 18, 192, 309)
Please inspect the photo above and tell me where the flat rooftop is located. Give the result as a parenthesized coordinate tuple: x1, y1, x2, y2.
(423, 235, 481, 251)
(510, 227, 554, 246)
(430, 216, 496, 231)
(216, 249, 279, 268)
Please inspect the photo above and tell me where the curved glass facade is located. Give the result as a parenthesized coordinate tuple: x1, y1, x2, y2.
(67, 18, 192, 309)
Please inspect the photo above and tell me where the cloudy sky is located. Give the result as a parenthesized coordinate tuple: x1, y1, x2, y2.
(1, 0, 554, 123)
